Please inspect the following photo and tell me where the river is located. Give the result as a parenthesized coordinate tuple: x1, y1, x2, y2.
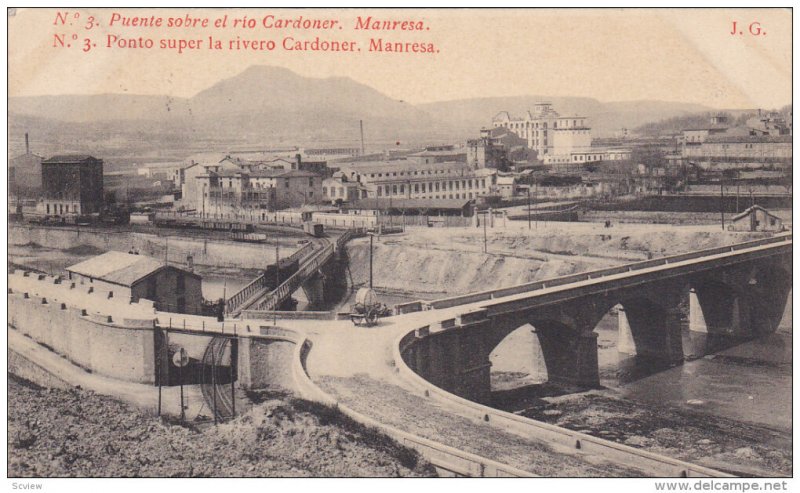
(491, 294, 793, 433)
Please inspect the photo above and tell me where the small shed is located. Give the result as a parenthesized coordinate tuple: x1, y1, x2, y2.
(728, 205, 784, 232)
(67, 251, 203, 314)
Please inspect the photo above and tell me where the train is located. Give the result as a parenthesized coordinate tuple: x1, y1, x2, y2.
(153, 214, 325, 238)
(154, 216, 255, 233)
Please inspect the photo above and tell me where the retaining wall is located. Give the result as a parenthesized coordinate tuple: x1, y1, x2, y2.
(9, 224, 290, 269)
(8, 292, 156, 384)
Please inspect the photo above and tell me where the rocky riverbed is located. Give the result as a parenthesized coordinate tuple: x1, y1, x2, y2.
(7, 373, 435, 477)
(510, 391, 792, 477)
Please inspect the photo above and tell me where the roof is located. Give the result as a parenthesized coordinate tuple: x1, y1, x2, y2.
(731, 205, 782, 222)
(346, 197, 471, 211)
(67, 251, 198, 287)
(42, 154, 100, 164)
(139, 161, 184, 169)
(249, 169, 319, 178)
(341, 160, 474, 175)
(705, 134, 792, 144)
(409, 149, 467, 157)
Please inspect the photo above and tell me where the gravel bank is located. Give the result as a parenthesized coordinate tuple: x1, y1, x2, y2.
(8, 373, 435, 478)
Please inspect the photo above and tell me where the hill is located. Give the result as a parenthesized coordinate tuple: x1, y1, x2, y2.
(418, 97, 712, 138)
(10, 65, 724, 157)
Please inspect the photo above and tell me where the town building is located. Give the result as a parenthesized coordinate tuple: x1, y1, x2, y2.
(492, 103, 631, 168)
(407, 145, 467, 164)
(466, 127, 528, 169)
(196, 168, 322, 215)
(301, 147, 361, 161)
(136, 161, 185, 187)
(322, 171, 368, 204)
(729, 205, 784, 232)
(9, 133, 43, 194)
(38, 154, 104, 216)
(338, 160, 496, 201)
(343, 197, 473, 217)
(492, 103, 592, 159)
(496, 175, 518, 198)
(550, 147, 633, 171)
(66, 251, 203, 314)
(682, 132, 792, 169)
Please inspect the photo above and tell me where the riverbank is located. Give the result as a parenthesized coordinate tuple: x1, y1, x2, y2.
(7, 373, 435, 477)
(512, 391, 791, 477)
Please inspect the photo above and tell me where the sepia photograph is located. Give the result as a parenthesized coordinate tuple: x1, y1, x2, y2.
(5, 5, 794, 487)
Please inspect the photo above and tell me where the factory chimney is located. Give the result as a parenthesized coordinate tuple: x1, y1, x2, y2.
(25, 133, 29, 154)
(359, 120, 365, 156)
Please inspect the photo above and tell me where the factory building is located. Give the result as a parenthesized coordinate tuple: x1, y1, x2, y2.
(37, 154, 104, 216)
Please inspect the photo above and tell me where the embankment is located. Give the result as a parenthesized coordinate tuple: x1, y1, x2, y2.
(9, 224, 292, 269)
(345, 229, 768, 298)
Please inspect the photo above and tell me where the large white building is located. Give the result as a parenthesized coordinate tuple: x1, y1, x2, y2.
(492, 103, 592, 160)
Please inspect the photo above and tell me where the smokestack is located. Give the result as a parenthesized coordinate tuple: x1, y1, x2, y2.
(25, 133, 29, 154)
(359, 120, 365, 156)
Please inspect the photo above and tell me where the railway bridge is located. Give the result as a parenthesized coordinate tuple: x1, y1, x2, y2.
(224, 229, 363, 317)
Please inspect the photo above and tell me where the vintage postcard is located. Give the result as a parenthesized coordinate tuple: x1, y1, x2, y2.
(5, 6, 794, 488)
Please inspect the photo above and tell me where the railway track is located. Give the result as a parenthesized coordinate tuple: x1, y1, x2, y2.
(200, 336, 236, 421)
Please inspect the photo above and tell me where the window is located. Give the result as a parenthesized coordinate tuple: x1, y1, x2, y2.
(285, 179, 290, 188)
(309, 178, 314, 186)
(177, 272, 185, 292)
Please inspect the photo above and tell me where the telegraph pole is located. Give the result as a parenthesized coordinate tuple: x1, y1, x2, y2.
(527, 187, 531, 230)
(720, 178, 725, 231)
(483, 212, 488, 254)
(274, 237, 280, 325)
(369, 233, 374, 289)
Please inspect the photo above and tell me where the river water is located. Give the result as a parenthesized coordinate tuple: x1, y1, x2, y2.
(491, 294, 793, 433)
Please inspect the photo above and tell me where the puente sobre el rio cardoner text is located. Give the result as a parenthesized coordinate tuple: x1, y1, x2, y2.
(7, 234, 791, 477)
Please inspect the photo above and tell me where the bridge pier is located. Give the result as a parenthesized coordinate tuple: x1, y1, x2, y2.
(618, 303, 683, 366)
(301, 274, 326, 307)
(617, 306, 637, 355)
(532, 326, 600, 388)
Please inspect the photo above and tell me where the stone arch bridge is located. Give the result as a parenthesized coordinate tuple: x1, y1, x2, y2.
(399, 235, 792, 404)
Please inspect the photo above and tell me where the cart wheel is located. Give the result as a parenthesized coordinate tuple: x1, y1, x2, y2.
(365, 308, 379, 326)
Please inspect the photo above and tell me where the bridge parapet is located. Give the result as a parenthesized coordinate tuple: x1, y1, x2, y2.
(420, 234, 792, 313)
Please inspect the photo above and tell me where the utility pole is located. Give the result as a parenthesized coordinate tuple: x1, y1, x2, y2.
(527, 187, 531, 230)
(369, 233, 374, 289)
(720, 178, 725, 231)
(274, 237, 280, 325)
(359, 120, 365, 156)
(483, 212, 488, 254)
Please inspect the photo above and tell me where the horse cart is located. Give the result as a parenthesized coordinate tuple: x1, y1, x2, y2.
(348, 288, 389, 327)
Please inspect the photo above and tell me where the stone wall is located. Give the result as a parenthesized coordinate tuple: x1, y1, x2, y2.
(10, 224, 288, 269)
(8, 291, 156, 384)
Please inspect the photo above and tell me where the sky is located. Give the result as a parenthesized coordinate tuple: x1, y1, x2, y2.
(8, 8, 793, 109)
